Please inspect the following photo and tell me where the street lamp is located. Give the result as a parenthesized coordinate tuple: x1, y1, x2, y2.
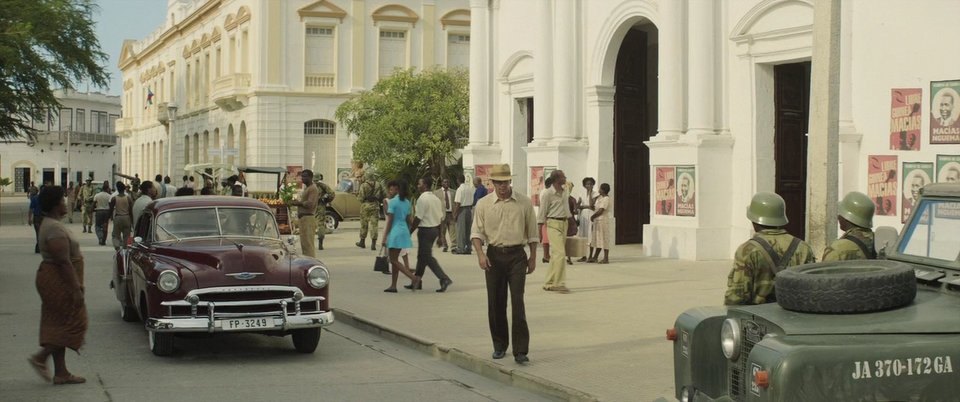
(160, 103, 178, 178)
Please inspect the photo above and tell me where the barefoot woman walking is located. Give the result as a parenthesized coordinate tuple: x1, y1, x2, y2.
(29, 186, 88, 385)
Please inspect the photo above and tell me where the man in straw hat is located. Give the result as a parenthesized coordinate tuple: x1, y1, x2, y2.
(471, 163, 538, 364)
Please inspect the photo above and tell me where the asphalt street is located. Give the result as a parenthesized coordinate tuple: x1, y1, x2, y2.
(0, 197, 549, 402)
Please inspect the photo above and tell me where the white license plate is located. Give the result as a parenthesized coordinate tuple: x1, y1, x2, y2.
(220, 317, 275, 331)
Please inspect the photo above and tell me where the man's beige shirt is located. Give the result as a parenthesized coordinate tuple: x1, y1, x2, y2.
(471, 191, 539, 247)
(537, 186, 571, 223)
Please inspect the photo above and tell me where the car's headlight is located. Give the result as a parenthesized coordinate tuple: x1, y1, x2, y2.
(306, 266, 329, 289)
(157, 270, 180, 293)
(721, 318, 741, 360)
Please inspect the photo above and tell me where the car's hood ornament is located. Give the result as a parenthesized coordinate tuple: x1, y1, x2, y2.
(226, 272, 264, 280)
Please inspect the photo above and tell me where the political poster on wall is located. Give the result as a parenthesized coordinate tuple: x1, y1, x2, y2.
(890, 88, 923, 150)
(867, 155, 898, 216)
(930, 80, 960, 144)
(530, 166, 545, 207)
(902, 162, 933, 223)
(655, 166, 676, 216)
(474, 164, 494, 193)
(336, 167, 354, 192)
(935, 154, 960, 219)
(675, 166, 696, 217)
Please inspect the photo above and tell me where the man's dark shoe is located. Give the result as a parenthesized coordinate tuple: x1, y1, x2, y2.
(371, 243, 377, 251)
(403, 282, 423, 290)
(356, 240, 365, 249)
(492, 350, 506, 360)
(442, 246, 448, 252)
(514, 354, 529, 364)
(437, 278, 453, 293)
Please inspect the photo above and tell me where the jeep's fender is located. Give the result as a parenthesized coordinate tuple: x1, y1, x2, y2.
(673, 306, 728, 400)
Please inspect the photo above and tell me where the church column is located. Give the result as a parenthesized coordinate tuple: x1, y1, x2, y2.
(351, 0, 365, 91)
(532, 0, 552, 142)
(685, 0, 717, 137)
(468, 0, 489, 145)
(657, 0, 684, 138)
(551, 0, 576, 140)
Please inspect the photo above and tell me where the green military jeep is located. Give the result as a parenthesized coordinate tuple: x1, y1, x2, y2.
(670, 183, 960, 401)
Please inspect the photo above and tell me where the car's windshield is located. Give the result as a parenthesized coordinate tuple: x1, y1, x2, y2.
(155, 207, 280, 241)
(899, 199, 960, 261)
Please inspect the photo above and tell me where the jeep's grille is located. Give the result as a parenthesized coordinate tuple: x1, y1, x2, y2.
(729, 320, 766, 401)
(162, 286, 325, 320)
(197, 290, 291, 303)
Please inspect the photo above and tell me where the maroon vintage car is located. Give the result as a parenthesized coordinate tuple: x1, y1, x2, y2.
(111, 196, 333, 356)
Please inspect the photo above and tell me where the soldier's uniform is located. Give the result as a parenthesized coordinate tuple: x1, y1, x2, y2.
(822, 227, 876, 261)
(356, 177, 385, 250)
(80, 181, 96, 233)
(313, 180, 334, 250)
(725, 229, 816, 305)
(724, 192, 815, 306)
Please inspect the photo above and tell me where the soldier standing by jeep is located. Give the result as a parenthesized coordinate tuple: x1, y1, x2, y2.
(822, 191, 877, 261)
(724, 192, 815, 305)
(313, 174, 335, 251)
(79, 178, 96, 233)
(356, 172, 385, 250)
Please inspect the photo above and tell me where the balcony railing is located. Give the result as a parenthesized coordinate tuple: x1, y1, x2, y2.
(36, 130, 118, 147)
(115, 117, 133, 135)
(305, 73, 336, 92)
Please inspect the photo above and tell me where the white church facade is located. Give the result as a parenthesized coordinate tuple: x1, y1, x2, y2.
(464, 0, 960, 260)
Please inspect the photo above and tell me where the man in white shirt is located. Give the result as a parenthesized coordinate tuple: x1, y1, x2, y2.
(408, 177, 453, 292)
(132, 181, 158, 229)
(163, 176, 177, 199)
(93, 182, 113, 245)
(452, 174, 475, 254)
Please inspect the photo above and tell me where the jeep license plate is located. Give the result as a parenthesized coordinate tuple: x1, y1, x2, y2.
(221, 317, 275, 331)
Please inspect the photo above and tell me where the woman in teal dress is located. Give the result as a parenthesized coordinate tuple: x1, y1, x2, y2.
(382, 180, 420, 292)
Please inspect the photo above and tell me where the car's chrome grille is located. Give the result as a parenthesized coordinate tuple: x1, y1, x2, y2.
(729, 320, 765, 402)
(162, 286, 324, 320)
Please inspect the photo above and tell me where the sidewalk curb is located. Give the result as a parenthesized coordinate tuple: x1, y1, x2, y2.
(334, 308, 600, 402)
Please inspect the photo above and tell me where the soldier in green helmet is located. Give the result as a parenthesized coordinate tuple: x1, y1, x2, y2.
(822, 191, 876, 261)
(356, 171, 385, 250)
(724, 192, 816, 305)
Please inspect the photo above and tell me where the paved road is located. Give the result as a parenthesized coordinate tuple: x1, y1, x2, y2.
(0, 218, 549, 402)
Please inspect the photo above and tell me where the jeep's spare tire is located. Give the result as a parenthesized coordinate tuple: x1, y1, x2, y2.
(775, 260, 916, 314)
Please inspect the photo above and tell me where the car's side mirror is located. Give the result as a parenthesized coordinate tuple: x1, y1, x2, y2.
(133, 236, 144, 244)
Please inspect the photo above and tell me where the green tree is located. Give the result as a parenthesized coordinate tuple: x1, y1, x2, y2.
(0, 0, 109, 141)
(336, 68, 468, 186)
(0, 177, 10, 192)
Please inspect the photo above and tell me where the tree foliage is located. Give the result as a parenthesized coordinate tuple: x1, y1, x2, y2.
(336, 68, 468, 185)
(0, 0, 109, 141)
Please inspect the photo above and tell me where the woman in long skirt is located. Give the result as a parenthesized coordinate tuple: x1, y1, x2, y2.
(28, 186, 88, 385)
(589, 183, 612, 264)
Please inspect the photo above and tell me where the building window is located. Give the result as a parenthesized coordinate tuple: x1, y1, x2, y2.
(304, 119, 335, 135)
(447, 34, 470, 69)
(378, 30, 407, 78)
(91, 111, 108, 134)
(76, 109, 85, 132)
(108, 114, 119, 135)
(305, 26, 336, 89)
(60, 108, 73, 131)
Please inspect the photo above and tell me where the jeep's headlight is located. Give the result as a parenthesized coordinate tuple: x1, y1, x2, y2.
(721, 318, 741, 360)
(157, 270, 180, 293)
(306, 266, 329, 289)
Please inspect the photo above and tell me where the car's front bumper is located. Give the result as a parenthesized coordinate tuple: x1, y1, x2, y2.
(147, 310, 334, 333)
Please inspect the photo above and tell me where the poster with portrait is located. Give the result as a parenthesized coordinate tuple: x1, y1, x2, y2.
(463, 167, 475, 191)
(474, 164, 495, 193)
(675, 166, 696, 217)
(935, 154, 960, 219)
(530, 166, 545, 207)
(930, 80, 960, 144)
(901, 162, 933, 223)
(336, 167, 354, 193)
(286, 165, 304, 189)
(867, 155, 898, 216)
(655, 166, 676, 216)
(889, 88, 922, 150)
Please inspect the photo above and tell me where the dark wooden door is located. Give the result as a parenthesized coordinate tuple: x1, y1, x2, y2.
(614, 29, 651, 244)
(773, 62, 810, 239)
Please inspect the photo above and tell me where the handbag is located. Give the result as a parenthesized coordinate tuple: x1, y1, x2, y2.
(374, 247, 390, 273)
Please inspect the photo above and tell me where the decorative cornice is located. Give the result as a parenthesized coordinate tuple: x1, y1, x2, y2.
(372, 4, 419, 27)
(298, 0, 348, 22)
(119, 0, 223, 71)
(440, 9, 470, 29)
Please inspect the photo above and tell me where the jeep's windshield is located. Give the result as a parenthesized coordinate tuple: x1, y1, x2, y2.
(155, 207, 280, 241)
(899, 199, 960, 262)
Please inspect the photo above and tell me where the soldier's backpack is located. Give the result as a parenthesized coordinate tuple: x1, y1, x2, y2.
(841, 233, 877, 259)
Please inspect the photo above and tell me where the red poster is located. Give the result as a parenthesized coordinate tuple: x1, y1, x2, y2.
(867, 156, 898, 216)
(889, 88, 922, 150)
(286, 165, 304, 189)
(530, 166, 545, 207)
(655, 166, 676, 216)
(475, 164, 494, 193)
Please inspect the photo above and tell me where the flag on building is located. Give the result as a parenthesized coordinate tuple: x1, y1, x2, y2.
(145, 88, 154, 108)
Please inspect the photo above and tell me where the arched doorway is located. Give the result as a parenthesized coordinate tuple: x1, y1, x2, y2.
(614, 24, 658, 244)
